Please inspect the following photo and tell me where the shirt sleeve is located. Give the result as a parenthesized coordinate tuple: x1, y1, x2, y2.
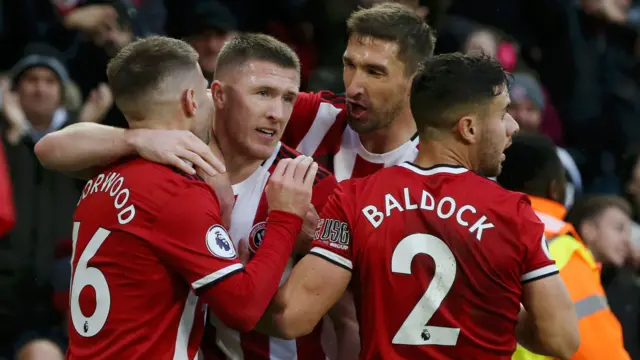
(148, 181, 243, 291)
(282, 91, 346, 155)
(311, 169, 338, 213)
(309, 181, 355, 271)
(518, 199, 559, 283)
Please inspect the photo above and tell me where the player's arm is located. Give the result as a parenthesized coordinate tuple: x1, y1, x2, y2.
(515, 201, 580, 359)
(308, 174, 361, 359)
(256, 184, 355, 339)
(34, 122, 223, 179)
(152, 157, 317, 332)
(327, 290, 360, 360)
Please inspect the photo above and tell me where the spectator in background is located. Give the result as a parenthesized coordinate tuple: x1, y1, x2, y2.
(566, 195, 633, 268)
(508, 72, 583, 207)
(565, 195, 640, 359)
(15, 339, 63, 360)
(167, 0, 240, 82)
(621, 153, 640, 250)
(498, 133, 630, 360)
(0, 43, 111, 359)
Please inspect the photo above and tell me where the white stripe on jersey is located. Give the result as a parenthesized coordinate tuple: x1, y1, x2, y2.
(212, 142, 303, 360)
(310, 247, 353, 270)
(334, 127, 419, 182)
(174, 291, 199, 359)
(228, 142, 282, 248)
(521, 264, 559, 283)
(192, 263, 244, 289)
(296, 102, 343, 156)
(398, 162, 468, 176)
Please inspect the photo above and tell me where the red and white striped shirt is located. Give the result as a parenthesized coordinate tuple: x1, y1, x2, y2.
(283, 91, 419, 181)
(201, 143, 337, 360)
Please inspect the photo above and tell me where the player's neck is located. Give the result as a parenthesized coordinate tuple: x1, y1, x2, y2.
(358, 106, 416, 154)
(216, 141, 263, 185)
(225, 157, 263, 185)
(129, 117, 190, 132)
(414, 139, 473, 170)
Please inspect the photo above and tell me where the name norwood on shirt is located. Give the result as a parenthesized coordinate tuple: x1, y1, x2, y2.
(362, 187, 494, 241)
(77, 171, 137, 225)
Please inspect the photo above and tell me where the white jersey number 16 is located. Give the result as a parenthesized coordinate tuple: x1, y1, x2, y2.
(70, 221, 112, 337)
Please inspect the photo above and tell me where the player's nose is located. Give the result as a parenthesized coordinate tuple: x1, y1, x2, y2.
(505, 112, 519, 136)
(265, 99, 286, 123)
(345, 72, 366, 99)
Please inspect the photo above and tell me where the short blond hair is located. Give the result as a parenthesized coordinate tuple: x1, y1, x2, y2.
(106, 36, 199, 117)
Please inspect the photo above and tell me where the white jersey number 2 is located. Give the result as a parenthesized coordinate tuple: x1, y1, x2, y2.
(70, 221, 112, 337)
(391, 233, 461, 346)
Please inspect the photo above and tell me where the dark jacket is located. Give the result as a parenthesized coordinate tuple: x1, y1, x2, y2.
(0, 112, 81, 340)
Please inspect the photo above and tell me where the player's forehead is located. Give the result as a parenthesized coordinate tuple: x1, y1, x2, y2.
(490, 84, 510, 110)
(343, 35, 402, 70)
(237, 60, 300, 93)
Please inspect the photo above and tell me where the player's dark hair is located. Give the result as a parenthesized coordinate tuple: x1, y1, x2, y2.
(107, 36, 199, 118)
(347, 2, 435, 76)
(410, 53, 508, 137)
(497, 133, 565, 198)
(565, 195, 631, 229)
(214, 33, 300, 78)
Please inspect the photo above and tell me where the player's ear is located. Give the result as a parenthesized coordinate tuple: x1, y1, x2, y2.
(211, 80, 226, 109)
(456, 115, 478, 144)
(181, 88, 198, 117)
(579, 220, 597, 246)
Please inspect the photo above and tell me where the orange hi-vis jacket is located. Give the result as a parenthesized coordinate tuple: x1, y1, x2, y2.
(512, 197, 629, 360)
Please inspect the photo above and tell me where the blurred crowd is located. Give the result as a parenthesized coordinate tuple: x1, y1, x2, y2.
(1, 0, 640, 359)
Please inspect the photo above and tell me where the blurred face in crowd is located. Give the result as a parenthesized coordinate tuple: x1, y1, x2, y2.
(464, 30, 498, 58)
(581, 206, 632, 267)
(212, 60, 299, 161)
(508, 97, 542, 133)
(17, 67, 61, 121)
(188, 30, 239, 79)
(475, 85, 519, 177)
(625, 158, 640, 212)
(343, 35, 412, 134)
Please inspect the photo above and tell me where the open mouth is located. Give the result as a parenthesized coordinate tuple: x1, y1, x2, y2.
(347, 102, 367, 118)
(256, 128, 276, 138)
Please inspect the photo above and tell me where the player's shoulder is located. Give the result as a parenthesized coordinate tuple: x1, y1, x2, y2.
(458, 170, 530, 210)
(102, 157, 217, 205)
(274, 143, 333, 184)
(296, 90, 346, 106)
(293, 91, 347, 117)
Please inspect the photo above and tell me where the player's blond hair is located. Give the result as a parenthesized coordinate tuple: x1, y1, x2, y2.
(106, 36, 200, 120)
(214, 33, 300, 78)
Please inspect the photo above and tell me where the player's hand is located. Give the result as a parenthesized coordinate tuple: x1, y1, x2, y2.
(237, 239, 251, 265)
(293, 205, 319, 256)
(197, 169, 234, 229)
(63, 4, 118, 33)
(266, 155, 317, 218)
(127, 129, 226, 178)
(79, 83, 113, 123)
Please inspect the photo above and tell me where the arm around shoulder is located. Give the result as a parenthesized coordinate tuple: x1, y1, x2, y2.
(35, 123, 135, 179)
